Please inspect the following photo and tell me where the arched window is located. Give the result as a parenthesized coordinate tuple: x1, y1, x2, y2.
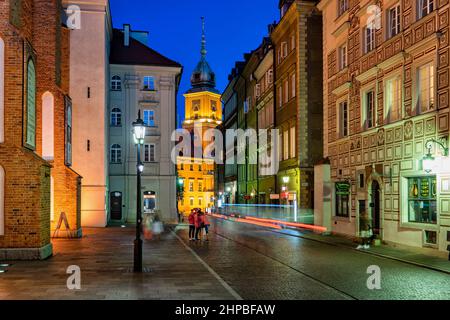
(0, 37, 4, 143)
(110, 144, 122, 163)
(111, 75, 122, 91)
(25, 59, 36, 149)
(111, 108, 122, 126)
(0, 165, 4, 235)
(42, 92, 54, 160)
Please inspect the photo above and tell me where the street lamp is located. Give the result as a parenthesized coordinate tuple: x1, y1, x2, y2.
(132, 111, 146, 273)
(422, 138, 449, 173)
(282, 176, 290, 184)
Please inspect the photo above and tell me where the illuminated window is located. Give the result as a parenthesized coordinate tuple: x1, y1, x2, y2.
(335, 182, 350, 217)
(283, 130, 289, 160)
(417, 63, 435, 113)
(291, 74, 296, 98)
(42, 92, 55, 160)
(111, 75, 121, 91)
(110, 144, 122, 163)
(189, 180, 194, 192)
(407, 177, 437, 224)
(385, 76, 402, 122)
(290, 126, 296, 159)
(111, 108, 122, 127)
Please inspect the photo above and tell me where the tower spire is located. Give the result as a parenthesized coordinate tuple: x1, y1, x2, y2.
(201, 16, 207, 58)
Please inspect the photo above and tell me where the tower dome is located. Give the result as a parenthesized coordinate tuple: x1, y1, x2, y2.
(187, 17, 219, 94)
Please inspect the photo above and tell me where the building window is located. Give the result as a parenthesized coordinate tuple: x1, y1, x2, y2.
(291, 35, 296, 50)
(110, 144, 122, 163)
(407, 176, 437, 224)
(418, 0, 434, 19)
(364, 26, 376, 53)
(189, 181, 194, 192)
(42, 92, 55, 160)
(198, 181, 203, 192)
(144, 143, 155, 162)
(143, 110, 155, 127)
(338, 0, 349, 16)
(26, 59, 36, 150)
(291, 74, 296, 98)
(385, 76, 402, 123)
(278, 85, 283, 107)
(267, 69, 273, 84)
(335, 182, 350, 217)
(364, 90, 376, 129)
(0, 37, 4, 144)
(277, 48, 282, 65)
(190, 197, 194, 206)
(111, 108, 122, 127)
(198, 197, 203, 206)
(211, 100, 217, 112)
(417, 63, 435, 113)
(290, 126, 296, 159)
(339, 101, 349, 137)
(255, 84, 261, 98)
(284, 80, 289, 103)
(338, 44, 348, 70)
(283, 130, 289, 160)
(388, 4, 401, 38)
(282, 42, 288, 58)
(111, 75, 122, 91)
(65, 97, 72, 166)
(143, 76, 155, 91)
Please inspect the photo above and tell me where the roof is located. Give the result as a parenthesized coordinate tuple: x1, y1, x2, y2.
(110, 29, 182, 68)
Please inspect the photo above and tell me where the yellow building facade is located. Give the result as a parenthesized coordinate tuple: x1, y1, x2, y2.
(177, 18, 222, 215)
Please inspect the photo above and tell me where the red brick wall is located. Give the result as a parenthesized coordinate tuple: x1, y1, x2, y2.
(0, 0, 81, 252)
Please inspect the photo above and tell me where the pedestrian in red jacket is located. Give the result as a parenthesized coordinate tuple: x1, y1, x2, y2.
(188, 210, 196, 241)
(195, 211, 205, 241)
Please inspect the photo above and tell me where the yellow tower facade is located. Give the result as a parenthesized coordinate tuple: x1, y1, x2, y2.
(177, 17, 222, 216)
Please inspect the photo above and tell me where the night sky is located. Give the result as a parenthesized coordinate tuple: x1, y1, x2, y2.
(109, 0, 279, 126)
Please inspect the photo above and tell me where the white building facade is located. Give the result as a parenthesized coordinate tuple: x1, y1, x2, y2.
(108, 26, 182, 224)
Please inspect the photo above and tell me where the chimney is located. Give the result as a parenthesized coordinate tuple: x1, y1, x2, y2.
(124, 24, 130, 47)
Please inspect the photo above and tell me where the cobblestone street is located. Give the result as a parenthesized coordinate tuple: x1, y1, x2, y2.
(0, 219, 449, 300)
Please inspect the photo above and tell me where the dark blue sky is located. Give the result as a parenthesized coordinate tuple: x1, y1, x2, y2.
(110, 0, 279, 126)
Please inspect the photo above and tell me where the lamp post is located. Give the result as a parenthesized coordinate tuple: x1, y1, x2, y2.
(422, 138, 449, 173)
(132, 111, 146, 273)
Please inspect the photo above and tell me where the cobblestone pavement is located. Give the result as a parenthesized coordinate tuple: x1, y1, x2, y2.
(175, 217, 450, 300)
(0, 228, 235, 300)
(1, 221, 449, 300)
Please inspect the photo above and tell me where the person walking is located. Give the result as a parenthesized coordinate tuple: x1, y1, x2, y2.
(188, 209, 196, 241)
(203, 213, 210, 242)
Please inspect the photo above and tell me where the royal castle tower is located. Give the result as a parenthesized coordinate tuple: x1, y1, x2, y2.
(177, 18, 222, 215)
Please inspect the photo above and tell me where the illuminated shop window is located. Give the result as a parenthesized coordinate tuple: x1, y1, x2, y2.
(408, 176, 437, 224)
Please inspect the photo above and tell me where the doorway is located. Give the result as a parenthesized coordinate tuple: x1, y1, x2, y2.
(110, 192, 122, 221)
(371, 181, 381, 236)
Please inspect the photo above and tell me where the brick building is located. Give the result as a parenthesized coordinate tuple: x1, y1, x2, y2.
(316, 0, 450, 252)
(0, 0, 81, 260)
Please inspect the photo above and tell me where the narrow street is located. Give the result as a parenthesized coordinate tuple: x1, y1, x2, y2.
(0, 219, 448, 300)
(176, 217, 450, 300)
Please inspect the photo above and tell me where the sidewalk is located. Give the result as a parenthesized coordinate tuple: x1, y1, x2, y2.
(278, 228, 450, 274)
(0, 227, 236, 300)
